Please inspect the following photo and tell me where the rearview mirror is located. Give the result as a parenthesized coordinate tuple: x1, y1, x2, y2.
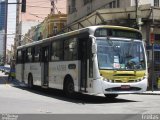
(89, 35, 97, 54)
(92, 44, 97, 54)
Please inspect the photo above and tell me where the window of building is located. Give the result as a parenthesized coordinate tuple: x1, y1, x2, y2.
(154, 51, 160, 71)
(108, 0, 119, 8)
(68, 0, 77, 14)
(113, 1, 116, 8)
(117, 0, 120, 8)
(69, 0, 76, 14)
(83, 0, 91, 5)
(155, 34, 160, 44)
(109, 2, 113, 8)
(154, 0, 159, 7)
(53, 26, 58, 35)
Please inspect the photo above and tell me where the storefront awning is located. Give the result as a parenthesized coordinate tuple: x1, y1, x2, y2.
(60, 4, 160, 34)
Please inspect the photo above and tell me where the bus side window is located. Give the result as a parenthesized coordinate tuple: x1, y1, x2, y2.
(25, 49, 28, 63)
(16, 50, 22, 64)
(64, 38, 78, 60)
(28, 48, 32, 63)
(32, 47, 35, 62)
(34, 46, 40, 62)
(51, 41, 63, 61)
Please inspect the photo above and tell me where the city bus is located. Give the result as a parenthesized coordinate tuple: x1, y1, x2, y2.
(16, 25, 148, 99)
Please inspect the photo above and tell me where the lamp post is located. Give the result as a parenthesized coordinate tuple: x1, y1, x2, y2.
(3, 0, 8, 64)
(150, 26, 155, 91)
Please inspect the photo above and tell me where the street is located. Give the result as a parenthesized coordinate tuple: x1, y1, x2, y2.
(0, 74, 160, 114)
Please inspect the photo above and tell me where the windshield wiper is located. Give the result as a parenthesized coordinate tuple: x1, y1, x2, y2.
(105, 37, 114, 47)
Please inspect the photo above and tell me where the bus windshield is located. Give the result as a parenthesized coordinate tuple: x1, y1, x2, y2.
(97, 38, 146, 70)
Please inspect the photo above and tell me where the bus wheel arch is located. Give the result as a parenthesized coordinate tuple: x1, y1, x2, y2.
(63, 75, 75, 97)
(28, 73, 33, 88)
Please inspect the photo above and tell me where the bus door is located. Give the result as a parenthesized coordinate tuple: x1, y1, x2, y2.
(79, 39, 88, 92)
(41, 46, 49, 87)
(21, 50, 25, 82)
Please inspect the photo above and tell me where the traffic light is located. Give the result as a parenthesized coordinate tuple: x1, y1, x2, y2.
(21, 0, 26, 12)
(150, 32, 154, 44)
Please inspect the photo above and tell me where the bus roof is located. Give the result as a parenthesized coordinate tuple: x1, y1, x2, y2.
(87, 25, 141, 33)
(17, 25, 141, 50)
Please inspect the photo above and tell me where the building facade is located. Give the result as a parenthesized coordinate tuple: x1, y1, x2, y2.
(0, 0, 6, 30)
(0, 30, 4, 64)
(50, 0, 67, 14)
(15, 0, 67, 46)
(21, 13, 67, 45)
(67, 0, 160, 24)
(0, 0, 7, 64)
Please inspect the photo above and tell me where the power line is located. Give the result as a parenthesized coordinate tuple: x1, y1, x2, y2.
(26, 5, 51, 9)
(27, 0, 51, 3)
(28, 13, 45, 19)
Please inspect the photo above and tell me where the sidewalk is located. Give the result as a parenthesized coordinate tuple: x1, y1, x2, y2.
(139, 91, 160, 95)
(0, 71, 8, 77)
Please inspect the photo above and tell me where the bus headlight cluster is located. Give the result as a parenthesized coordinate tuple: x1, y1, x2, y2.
(136, 76, 146, 82)
(107, 79, 113, 83)
(101, 77, 113, 83)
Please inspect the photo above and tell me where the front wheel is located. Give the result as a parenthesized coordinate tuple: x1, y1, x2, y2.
(104, 94, 118, 99)
(64, 80, 75, 98)
(28, 74, 33, 88)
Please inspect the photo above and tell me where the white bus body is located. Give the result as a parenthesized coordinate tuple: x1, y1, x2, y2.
(16, 25, 148, 98)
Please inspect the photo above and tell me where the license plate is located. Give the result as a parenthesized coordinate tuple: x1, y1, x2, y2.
(121, 85, 130, 89)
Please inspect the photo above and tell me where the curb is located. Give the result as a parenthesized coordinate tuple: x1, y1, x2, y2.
(138, 92, 160, 95)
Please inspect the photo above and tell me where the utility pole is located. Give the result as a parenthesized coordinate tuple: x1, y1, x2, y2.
(14, 0, 20, 59)
(3, 0, 8, 64)
(135, 0, 142, 30)
(135, 0, 138, 22)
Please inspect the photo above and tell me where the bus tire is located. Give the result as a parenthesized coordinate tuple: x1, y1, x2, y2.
(104, 94, 118, 99)
(64, 78, 75, 98)
(28, 74, 33, 89)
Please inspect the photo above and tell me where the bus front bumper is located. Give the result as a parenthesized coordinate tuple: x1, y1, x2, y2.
(92, 78, 148, 94)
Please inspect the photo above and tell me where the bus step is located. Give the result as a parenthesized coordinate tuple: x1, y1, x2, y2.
(42, 85, 48, 88)
(80, 88, 87, 92)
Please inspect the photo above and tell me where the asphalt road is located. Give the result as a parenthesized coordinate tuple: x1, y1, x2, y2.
(0, 79, 160, 114)
(1, 70, 160, 120)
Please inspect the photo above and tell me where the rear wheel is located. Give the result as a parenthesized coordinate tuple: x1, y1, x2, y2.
(28, 74, 33, 88)
(64, 79, 75, 98)
(104, 94, 118, 99)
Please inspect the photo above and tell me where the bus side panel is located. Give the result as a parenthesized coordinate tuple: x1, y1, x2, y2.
(16, 64, 23, 82)
(23, 63, 42, 86)
(48, 61, 80, 92)
(31, 63, 41, 86)
(24, 63, 30, 84)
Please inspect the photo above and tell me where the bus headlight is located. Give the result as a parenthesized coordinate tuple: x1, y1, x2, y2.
(101, 77, 113, 83)
(137, 76, 147, 82)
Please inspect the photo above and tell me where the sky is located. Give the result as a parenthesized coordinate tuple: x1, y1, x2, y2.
(6, 0, 67, 51)
(7, 0, 16, 51)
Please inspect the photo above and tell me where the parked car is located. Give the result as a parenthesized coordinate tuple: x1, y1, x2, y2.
(0, 66, 5, 72)
(4, 67, 11, 75)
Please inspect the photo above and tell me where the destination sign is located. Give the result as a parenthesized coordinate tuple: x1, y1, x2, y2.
(95, 28, 142, 39)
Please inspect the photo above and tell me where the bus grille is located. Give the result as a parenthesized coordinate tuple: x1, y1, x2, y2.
(105, 87, 141, 92)
(113, 79, 142, 83)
